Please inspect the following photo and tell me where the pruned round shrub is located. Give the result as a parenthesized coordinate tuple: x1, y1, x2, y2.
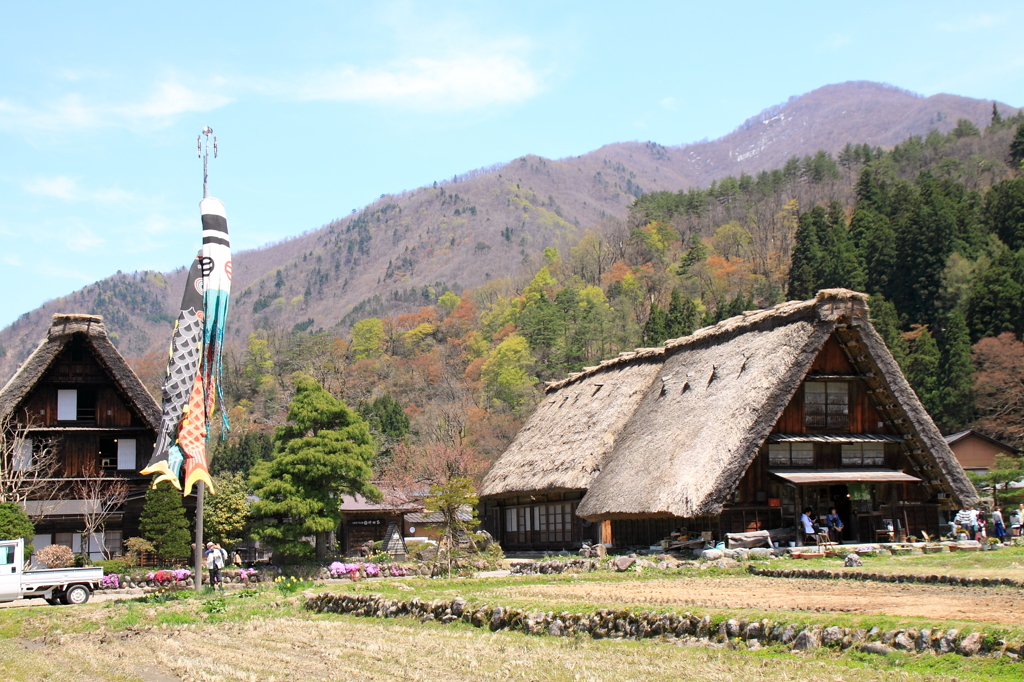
(35, 544, 75, 568)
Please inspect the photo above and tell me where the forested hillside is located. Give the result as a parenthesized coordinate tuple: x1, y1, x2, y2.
(197, 110, 1024, 482)
(0, 82, 1013, 382)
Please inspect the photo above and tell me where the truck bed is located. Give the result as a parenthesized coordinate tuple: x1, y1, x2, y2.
(20, 567, 103, 596)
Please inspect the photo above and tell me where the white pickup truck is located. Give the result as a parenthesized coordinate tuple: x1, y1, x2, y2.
(0, 539, 102, 605)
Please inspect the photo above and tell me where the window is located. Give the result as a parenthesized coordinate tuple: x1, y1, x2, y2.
(99, 439, 117, 470)
(76, 389, 97, 422)
(504, 503, 574, 544)
(0, 545, 13, 565)
(57, 390, 77, 421)
(841, 443, 885, 467)
(13, 438, 32, 472)
(54, 533, 74, 550)
(768, 442, 814, 467)
(104, 531, 123, 557)
(117, 439, 136, 471)
(804, 382, 848, 428)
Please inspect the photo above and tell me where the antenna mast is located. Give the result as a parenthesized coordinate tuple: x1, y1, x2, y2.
(197, 126, 218, 198)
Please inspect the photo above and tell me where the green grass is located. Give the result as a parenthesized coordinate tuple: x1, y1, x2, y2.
(785, 544, 1024, 577)
(0, 571, 1021, 680)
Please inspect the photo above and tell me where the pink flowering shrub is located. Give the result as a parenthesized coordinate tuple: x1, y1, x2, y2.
(100, 573, 120, 589)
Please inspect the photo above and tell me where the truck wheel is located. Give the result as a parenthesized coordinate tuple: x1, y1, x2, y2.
(62, 585, 90, 605)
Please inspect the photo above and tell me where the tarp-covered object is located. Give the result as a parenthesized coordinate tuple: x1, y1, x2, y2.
(141, 198, 231, 495)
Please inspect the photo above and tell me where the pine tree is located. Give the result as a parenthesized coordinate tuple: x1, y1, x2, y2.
(818, 202, 866, 290)
(139, 481, 191, 563)
(937, 310, 974, 431)
(665, 290, 700, 340)
(0, 502, 35, 553)
(965, 248, 1024, 342)
(868, 295, 909, 368)
(788, 208, 824, 299)
(250, 373, 378, 561)
(1009, 123, 1024, 167)
(904, 325, 942, 417)
(643, 301, 668, 345)
(852, 209, 897, 298)
(983, 177, 1024, 251)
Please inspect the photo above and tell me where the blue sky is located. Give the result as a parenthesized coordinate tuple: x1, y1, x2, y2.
(1, 1, 1021, 328)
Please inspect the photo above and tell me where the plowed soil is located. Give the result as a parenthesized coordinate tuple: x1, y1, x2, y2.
(507, 576, 1024, 625)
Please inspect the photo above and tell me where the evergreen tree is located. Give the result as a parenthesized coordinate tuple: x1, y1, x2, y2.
(868, 295, 909, 368)
(788, 207, 825, 299)
(643, 301, 668, 345)
(359, 394, 410, 443)
(852, 209, 897, 298)
(983, 178, 1024, 250)
(0, 502, 34, 553)
(965, 248, 1024, 342)
(139, 481, 191, 563)
(818, 201, 866, 290)
(211, 431, 274, 477)
(665, 290, 700, 339)
(937, 310, 974, 431)
(991, 102, 1003, 127)
(904, 326, 942, 418)
(1009, 123, 1024, 167)
(250, 373, 377, 561)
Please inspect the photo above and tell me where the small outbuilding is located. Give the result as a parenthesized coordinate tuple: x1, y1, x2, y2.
(479, 290, 976, 550)
(944, 430, 1019, 474)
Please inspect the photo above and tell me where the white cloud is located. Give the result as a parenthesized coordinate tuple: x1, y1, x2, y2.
(23, 176, 137, 203)
(23, 176, 80, 200)
(0, 80, 231, 133)
(62, 226, 104, 252)
(660, 97, 677, 111)
(937, 14, 998, 32)
(820, 33, 852, 51)
(283, 51, 541, 111)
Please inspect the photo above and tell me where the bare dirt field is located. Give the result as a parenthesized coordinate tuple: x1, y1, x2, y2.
(504, 576, 1024, 625)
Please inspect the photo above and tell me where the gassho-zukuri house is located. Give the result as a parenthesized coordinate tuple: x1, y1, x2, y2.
(478, 289, 977, 551)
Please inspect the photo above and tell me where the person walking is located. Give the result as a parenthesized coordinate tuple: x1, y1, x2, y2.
(975, 507, 988, 542)
(205, 541, 226, 589)
(1010, 506, 1023, 538)
(826, 507, 844, 544)
(992, 507, 1006, 542)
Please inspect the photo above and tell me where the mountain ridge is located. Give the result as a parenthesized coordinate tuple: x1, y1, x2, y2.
(0, 81, 1017, 382)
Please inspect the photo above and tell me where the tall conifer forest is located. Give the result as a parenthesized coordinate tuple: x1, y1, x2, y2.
(194, 112, 1024, 477)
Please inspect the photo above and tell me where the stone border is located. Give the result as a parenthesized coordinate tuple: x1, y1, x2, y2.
(747, 564, 1024, 588)
(304, 592, 1022, 659)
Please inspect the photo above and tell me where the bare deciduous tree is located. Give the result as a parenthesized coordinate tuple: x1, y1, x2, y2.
(0, 413, 60, 507)
(74, 466, 129, 559)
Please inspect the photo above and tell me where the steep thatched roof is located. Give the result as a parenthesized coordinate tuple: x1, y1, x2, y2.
(0, 314, 160, 430)
(481, 289, 976, 516)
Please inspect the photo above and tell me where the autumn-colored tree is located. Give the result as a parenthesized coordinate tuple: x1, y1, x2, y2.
(973, 333, 1024, 448)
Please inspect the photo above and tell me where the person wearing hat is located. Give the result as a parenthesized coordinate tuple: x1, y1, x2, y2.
(205, 541, 225, 589)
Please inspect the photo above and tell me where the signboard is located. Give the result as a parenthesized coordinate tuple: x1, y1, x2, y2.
(349, 518, 383, 526)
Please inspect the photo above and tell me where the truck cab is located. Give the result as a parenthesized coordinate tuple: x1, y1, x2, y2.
(0, 539, 102, 605)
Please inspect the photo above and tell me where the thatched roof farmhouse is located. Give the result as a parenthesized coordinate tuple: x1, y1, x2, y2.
(479, 290, 976, 550)
(0, 314, 160, 560)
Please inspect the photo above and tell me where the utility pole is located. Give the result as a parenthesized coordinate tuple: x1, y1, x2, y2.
(193, 126, 217, 591)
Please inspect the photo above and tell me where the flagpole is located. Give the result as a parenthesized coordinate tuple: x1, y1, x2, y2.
(194, 127, 216, 591)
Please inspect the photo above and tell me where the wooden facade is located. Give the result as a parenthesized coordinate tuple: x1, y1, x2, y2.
(0, 316, 160, 559)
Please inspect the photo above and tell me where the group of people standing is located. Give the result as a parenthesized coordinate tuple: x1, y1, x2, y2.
(953, 504, 1022, 541)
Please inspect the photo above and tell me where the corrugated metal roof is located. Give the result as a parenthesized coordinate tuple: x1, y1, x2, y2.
(769, 468, 921, 484)
(768, 433, 904, 443)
